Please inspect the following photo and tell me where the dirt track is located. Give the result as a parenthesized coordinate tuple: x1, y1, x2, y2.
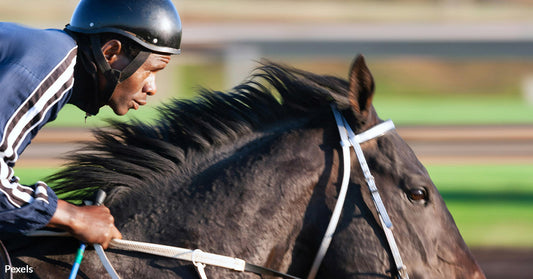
(398, 124, 533, 165)
(16, 125, 533, 277)
(473, 248, 533, 279)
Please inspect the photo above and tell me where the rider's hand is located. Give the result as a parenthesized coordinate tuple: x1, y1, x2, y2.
(46, 199, 122, 249)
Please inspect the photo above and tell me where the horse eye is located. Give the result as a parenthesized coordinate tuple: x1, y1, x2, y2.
(407, 188, 428, 202)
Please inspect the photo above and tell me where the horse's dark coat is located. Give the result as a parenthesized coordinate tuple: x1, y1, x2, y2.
(3, 56, 485, 279)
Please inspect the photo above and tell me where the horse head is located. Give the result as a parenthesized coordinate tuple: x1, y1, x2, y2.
(302, 55, 485, 278)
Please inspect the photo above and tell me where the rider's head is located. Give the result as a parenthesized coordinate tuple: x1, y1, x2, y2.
(65, 0, 182, 115)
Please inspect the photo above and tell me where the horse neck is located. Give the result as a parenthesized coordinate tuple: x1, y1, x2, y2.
(114, 118, 333, 263)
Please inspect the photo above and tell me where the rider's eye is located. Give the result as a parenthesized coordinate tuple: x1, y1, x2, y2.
(407, 188, 428, 203)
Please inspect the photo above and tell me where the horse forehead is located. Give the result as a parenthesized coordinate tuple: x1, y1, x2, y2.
(377, 131, 429, 174)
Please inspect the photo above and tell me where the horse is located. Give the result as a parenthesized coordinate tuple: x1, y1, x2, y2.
(2, 55, 485, 279)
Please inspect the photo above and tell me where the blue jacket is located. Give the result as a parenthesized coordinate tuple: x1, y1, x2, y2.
(0, 22, 78, 233)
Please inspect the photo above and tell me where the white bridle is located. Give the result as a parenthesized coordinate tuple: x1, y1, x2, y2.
(307, 105, 408, 279)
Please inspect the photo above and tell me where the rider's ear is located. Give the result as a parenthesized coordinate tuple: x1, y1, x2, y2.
(348, 55, 375, 119)
(100, 39, 123, 64)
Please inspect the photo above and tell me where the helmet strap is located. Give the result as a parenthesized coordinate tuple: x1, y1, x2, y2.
(119, 50, 151, 82)
(89, 35, 151, 101)
(90, 35, 120, 103)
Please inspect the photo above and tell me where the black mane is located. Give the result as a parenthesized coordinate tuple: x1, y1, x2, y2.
(51, 61, 352, 202)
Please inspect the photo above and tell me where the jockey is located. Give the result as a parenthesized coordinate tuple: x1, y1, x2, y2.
(0, 0, 181, 248)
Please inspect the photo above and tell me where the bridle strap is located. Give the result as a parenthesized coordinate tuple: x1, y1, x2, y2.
(345, 118, 395, 229)
(307, 106, 353, 279)
(308, 105, 408, 279)
(345, 118, 408, 279)
(245, 262, 301, 279)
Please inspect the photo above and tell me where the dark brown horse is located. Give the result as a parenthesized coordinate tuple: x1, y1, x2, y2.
(2, 55, 485, 278)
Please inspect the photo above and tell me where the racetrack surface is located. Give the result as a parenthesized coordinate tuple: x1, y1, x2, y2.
(472, 248, 533, 279)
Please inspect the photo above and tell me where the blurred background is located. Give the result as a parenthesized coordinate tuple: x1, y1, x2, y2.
(2, 0, 532, 277)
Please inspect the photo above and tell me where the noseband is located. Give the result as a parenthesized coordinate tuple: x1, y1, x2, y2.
(307, 105, 408, 279)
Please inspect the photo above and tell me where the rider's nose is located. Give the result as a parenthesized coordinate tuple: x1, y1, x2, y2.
(143, 75, 157, 96)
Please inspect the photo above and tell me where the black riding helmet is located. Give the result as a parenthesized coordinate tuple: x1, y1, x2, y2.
(66, 0, 182, 55)
(64, 0, 182, 115)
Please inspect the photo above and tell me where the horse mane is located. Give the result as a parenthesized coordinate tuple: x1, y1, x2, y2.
(50, 61, 353, 203)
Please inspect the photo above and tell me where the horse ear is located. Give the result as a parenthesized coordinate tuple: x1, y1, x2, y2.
(348, 55, 375, 118)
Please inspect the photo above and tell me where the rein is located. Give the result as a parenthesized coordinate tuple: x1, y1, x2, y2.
(23, 231, 297, 279)
(25, 105, 408, 279)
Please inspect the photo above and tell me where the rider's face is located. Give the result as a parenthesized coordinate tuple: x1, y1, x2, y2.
(107, 53, 171, 115)
(100, 39, 171, 116)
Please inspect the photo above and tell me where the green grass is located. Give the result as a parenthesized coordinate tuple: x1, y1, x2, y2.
(445, 202, 533, 247)
(15, 164, 533, 247)
(427, 164, 533, 247)
(15, 167, 57, 185)
(374, 95, 533, 125)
